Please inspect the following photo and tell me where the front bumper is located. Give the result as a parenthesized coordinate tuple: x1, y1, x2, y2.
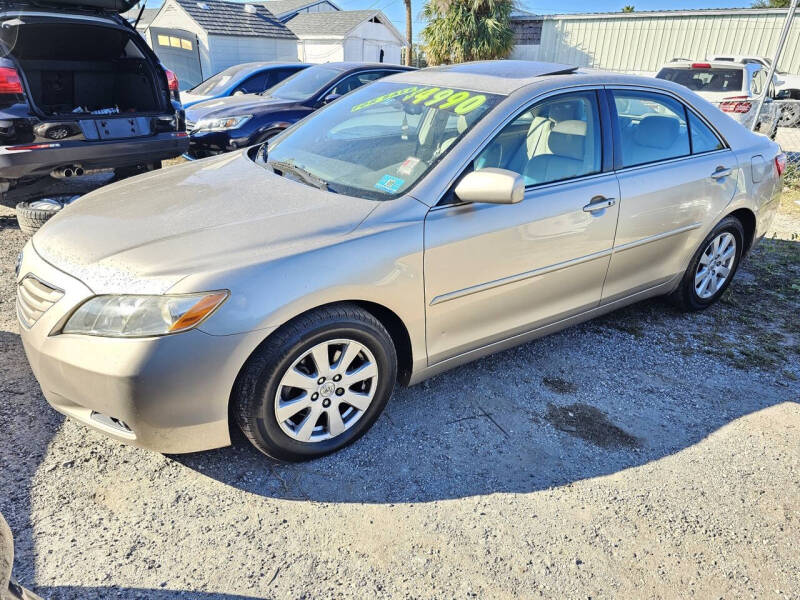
(16, 245, 270, 454)
(0, 132, 190, 180)
(187, 129, 252, 159)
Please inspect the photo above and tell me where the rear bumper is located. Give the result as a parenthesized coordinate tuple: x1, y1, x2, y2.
(0, 132, 189, 179)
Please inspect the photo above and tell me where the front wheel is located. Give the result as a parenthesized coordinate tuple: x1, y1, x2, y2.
(233, 304, 397, 461)
(670, 216, 744, 311)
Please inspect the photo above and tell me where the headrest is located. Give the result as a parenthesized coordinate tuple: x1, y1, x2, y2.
(456, 115, 468, 134)
(633, 116, 680, 149)
(548, 119, 586, 160)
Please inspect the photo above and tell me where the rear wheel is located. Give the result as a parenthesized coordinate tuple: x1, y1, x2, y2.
(233, 304, 397, 461)
(670, 216, 744, 311)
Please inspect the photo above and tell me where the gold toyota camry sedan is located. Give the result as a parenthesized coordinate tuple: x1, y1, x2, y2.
(16, 61, 784, 461)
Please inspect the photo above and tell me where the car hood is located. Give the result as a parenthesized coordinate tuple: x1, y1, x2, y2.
(32, 152, 380, 295)
(180, 91, 212, 107)
(186, 95, 297, 123)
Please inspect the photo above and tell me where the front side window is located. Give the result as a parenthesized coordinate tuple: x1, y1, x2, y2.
(612, 90, 690, 168)
(259, 82, 502, 199)
(473, 91, 602, 186)
(236, 72, 267, 94)
(330, 71, 388, 96)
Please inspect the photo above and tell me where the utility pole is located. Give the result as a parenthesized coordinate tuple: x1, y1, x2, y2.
(752, 0, 798, 131)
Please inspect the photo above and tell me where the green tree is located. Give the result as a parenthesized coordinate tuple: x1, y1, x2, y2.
(421, 0, 515, 65)
(752, 0, 790, 6)
(622, 5, 635, 11)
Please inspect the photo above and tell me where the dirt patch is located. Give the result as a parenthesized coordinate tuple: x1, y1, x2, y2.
(545, 403, 641, 449)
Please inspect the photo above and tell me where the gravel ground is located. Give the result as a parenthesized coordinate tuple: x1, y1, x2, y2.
(0, 172, 798, 599)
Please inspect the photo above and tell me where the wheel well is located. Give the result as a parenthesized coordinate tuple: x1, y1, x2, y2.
(350, 300, 414, 386)
(728, 208, 757, 254)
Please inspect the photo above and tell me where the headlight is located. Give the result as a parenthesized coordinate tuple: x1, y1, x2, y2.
(62, 292, 228, 338)
(193, 115, 253, 131)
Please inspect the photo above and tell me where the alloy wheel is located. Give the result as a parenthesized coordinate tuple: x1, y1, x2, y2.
(274, 339, 379, 442)
(694, 232, 736, 299)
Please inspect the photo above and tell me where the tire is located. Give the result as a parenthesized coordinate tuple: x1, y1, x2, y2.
(670, 216, 744, 312)
(233, 303, 397, 461)
(15, 201, 59, 236)
(113, 161, 162, 181)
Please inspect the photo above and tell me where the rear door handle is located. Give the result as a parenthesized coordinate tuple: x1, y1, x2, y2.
(583, 196, 616, 213)
(710, 167, 733, 180)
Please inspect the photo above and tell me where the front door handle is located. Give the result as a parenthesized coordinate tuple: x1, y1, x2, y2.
(710, 167, 733, 180)
(583, 196, 616, 213)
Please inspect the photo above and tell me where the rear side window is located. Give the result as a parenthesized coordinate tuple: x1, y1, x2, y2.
(688, 112, 724, 154)
(612, 91, 690, 168)
(656, 67, 743, 93)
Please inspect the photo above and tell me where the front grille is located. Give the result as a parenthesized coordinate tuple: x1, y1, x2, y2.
(16, 275, 63, 328)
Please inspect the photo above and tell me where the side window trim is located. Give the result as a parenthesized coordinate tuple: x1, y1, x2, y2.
(435, 87, 611, 208)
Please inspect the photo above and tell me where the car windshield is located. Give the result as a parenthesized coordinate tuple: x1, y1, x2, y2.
(657, 67, 744, 92)
(189, 65, 254, 95)
(262, 66, 341, 101)
(257, 81, 503, 200)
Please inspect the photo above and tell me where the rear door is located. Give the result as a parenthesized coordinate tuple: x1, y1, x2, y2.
(602, 87, 738, 301)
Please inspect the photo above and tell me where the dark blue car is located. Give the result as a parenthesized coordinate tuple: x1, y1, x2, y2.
(180, 62, 310, 108)
(185, 62, 414, 159)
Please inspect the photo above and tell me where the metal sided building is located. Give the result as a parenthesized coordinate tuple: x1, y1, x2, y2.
(511, 8, 800, 75)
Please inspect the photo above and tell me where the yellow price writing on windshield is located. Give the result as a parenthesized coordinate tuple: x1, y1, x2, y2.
(351, 87, 487, 115)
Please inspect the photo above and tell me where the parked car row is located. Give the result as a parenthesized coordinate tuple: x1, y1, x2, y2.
(15, 60, 784, 462)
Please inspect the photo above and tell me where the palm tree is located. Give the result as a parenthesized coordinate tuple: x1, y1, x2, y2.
(421, 0, 515, 65)
(622, 5, 635, 12)
(404, 0, 412, 66)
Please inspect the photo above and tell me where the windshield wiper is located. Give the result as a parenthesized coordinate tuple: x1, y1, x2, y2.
(268, 159, 329, 192)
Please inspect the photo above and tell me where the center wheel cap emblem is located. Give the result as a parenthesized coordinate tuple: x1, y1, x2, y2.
(320, 382, 336, 397)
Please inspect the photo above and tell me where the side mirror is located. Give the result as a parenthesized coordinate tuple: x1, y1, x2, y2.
(454, 168, 525, 205)
(323, 93, 341, 105)
(233, 89, 245, 96)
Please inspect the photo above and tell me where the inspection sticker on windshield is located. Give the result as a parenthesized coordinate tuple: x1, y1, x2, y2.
(375, 174, 405, 193)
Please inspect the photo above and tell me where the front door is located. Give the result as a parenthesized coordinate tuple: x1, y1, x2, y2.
(424, 90, 620, 364)
(602, 88, 738, 301)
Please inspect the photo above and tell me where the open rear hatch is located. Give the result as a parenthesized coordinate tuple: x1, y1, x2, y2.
(0, 14, 171, 137)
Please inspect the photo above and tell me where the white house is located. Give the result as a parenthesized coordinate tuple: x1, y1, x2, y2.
(144, 0, 299, 88)
(283, 9, 405, 64)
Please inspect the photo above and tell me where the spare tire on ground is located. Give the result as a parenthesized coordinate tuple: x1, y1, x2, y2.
(15, 195, 79, 236)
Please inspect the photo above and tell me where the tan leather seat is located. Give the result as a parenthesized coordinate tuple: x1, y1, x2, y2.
(523, 120, 587, 184)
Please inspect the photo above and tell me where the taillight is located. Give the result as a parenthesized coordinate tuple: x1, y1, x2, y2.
(0, 66, 23, 94)
(775, 152, 787, 177)
(165, 69, 179, 92)
(720, 96, 752, 114)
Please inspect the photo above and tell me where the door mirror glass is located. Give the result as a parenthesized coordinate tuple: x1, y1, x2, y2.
(454, 168, 525, 205)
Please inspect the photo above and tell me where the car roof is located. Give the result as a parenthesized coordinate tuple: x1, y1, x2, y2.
(313, 62, 416, 73)
(387, 60, 580, 94)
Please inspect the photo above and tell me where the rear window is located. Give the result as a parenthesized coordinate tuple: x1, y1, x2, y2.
(656, 67, 744, 93)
